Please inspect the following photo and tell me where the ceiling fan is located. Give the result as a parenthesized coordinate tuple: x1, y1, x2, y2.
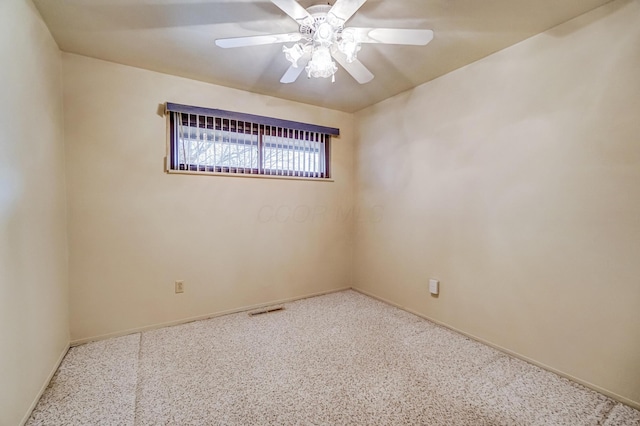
(215, 0, 434, 84)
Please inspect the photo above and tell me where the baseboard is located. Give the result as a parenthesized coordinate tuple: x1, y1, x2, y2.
(19, 342, 70, 426)
(351, 286, 640, 411)
(71, 287, 351, 346)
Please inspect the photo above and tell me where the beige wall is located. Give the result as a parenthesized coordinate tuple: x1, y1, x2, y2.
(0, 0, 69, 425)
(354, 0, 640, 408)
(63, 54, 355, 342)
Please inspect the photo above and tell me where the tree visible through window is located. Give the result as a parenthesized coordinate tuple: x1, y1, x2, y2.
(166, 103, 338, 179)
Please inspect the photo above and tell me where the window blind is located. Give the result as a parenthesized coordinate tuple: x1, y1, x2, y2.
(166, 103, 337, 179)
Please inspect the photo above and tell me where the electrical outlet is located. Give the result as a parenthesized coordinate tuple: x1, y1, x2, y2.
(429, 279, 439, 295)
(175, 280, 184, 294)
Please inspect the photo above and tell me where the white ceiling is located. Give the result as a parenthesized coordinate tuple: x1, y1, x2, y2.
(34, 0, 612, 112)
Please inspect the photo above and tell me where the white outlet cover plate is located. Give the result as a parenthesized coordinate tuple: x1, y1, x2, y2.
(429, 279, 439, 295)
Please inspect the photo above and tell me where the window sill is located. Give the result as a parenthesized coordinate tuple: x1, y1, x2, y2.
(166, 169, 334, 182)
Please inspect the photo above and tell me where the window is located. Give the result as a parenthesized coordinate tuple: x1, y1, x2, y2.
(166, 103, 338, 179)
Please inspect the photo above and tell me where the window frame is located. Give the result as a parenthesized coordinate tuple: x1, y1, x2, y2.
(165, 103, 338, 180)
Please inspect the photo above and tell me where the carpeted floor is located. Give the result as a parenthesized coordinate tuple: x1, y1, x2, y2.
(27, 290, 640, 425)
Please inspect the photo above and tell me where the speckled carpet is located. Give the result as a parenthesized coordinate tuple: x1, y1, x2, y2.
(27, 290, 640, 425)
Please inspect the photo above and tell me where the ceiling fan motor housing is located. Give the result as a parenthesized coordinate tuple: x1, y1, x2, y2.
(299, 4, 344, 39)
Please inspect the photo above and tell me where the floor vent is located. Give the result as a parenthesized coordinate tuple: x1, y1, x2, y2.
(249, 306, 285, 316)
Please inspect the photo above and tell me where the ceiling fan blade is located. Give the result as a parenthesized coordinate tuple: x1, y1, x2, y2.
(332, 50, 374, 84)
(349, 28, 434, 45)
(280, 53, 311, 83)
(215, 33, 302, 48)
(270, 0, 313, 23)
(329, 0, 368, 23)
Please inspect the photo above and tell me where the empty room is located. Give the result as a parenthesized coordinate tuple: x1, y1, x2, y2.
(1, 0, 639, 424)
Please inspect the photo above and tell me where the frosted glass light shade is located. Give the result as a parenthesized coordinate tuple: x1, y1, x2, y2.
(283, 44, 305, 67)
(305, 47, 337, 79)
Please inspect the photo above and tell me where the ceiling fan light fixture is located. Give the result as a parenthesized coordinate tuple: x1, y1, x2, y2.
(283, 43, 305, 67)
(338, 40, 361, 63)
(215, 0, 434, 85)
(314, 22, 335, 45)
(325, 13, 344, 29)
(338, 29, 361, 63)
(301, 15, 315, 28)
(305, 46, 337, 81)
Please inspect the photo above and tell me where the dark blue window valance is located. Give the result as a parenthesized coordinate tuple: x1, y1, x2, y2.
(166, 102, 340, 137)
